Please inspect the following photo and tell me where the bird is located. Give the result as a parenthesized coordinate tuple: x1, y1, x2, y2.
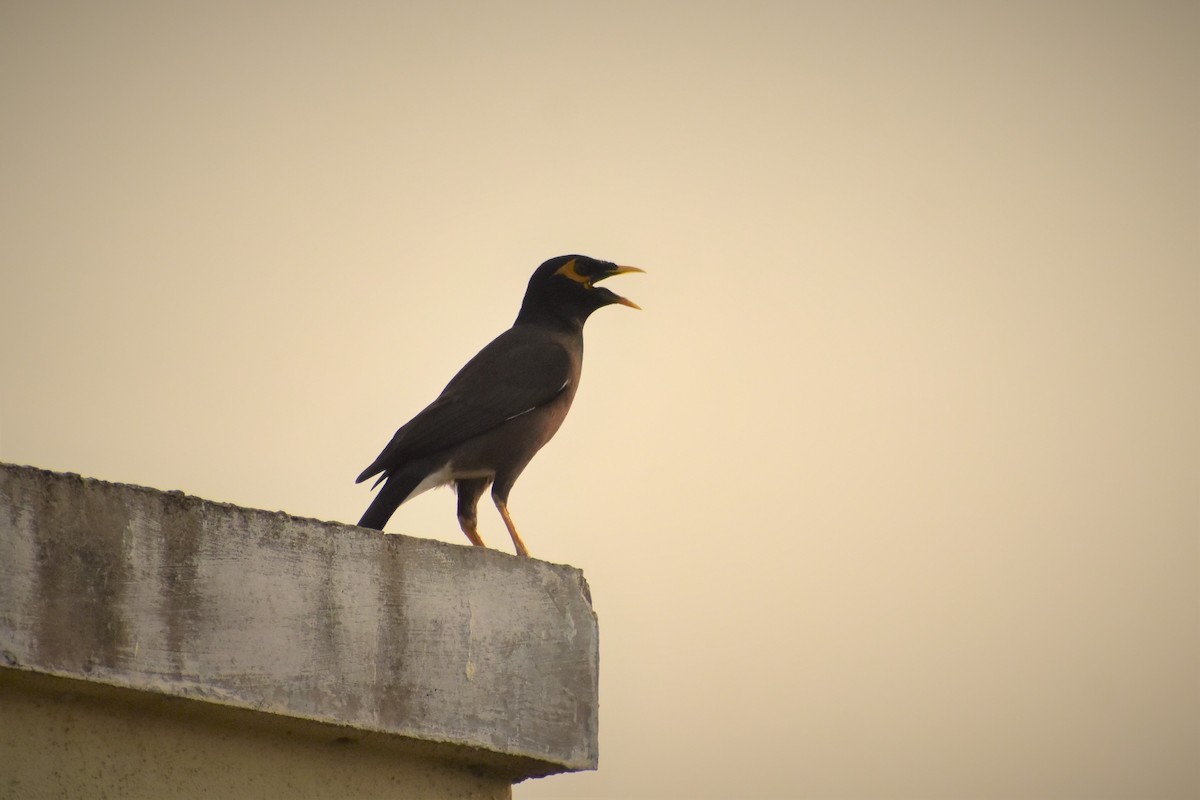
(355, 254, 642, 557)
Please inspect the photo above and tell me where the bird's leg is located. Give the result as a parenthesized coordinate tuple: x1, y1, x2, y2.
(455, 479, 489, 548)
(494, 497, 531, 558)
(458, 517, 486, 548)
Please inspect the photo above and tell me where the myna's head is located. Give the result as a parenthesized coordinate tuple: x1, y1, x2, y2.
(518, 255, 644, 327)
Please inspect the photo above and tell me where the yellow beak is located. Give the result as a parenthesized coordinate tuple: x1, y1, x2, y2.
(608, 266, 645, 309)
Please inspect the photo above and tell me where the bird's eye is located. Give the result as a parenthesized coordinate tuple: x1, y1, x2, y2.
(555, 258, 593, 287)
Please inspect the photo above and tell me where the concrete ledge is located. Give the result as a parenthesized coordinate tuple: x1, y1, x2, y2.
(2, 668, 512, 799)
(0, 463, 598, 785)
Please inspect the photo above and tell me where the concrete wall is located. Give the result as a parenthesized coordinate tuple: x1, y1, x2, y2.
(2, 669, 509, 799)
(0, 463, 599, 797)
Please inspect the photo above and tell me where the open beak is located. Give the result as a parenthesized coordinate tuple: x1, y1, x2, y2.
(597, 265, 645, 309)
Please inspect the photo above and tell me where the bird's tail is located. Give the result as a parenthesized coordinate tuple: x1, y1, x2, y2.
(357, 471, 425, 530)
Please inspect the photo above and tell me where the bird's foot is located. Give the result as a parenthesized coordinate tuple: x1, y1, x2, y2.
(458, 516, 487, 548)
(495, 501, 531, 558)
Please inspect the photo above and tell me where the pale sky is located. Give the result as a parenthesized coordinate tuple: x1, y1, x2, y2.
(2, 2, 1197, 798)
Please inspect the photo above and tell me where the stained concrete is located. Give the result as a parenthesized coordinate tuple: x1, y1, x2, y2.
(0, 462, 598, 792)
(2, 669, 511, 800)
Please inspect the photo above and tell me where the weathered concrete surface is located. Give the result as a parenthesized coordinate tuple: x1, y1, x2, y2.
(2, 669, 510, 800)
(0, 462, 599, 784)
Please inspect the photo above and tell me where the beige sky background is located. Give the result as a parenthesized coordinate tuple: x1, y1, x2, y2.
(2, 2, 1197, 798)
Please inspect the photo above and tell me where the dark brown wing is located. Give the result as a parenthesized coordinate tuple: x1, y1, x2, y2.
(356, 325, 572, 485)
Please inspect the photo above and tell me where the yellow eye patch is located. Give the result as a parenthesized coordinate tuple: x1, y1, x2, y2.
(554, 258, 593, 287)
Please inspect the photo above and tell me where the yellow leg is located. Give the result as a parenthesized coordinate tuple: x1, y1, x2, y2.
(456, 478, 489, 548)
(495, 500, 531, 558)
(458, 516, 487, 548)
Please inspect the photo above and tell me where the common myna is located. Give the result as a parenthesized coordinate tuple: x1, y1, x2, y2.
(356, 255, 642, 557)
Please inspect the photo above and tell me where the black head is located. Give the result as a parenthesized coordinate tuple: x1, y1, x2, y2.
(516, 255, 644, 329)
